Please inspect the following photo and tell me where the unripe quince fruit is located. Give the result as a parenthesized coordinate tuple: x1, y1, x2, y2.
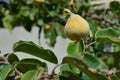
(64, 9, 90, 42)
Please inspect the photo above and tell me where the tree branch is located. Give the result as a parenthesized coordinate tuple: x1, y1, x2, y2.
(49, 63, 62, 79)
(84, 41, 96, 51)
(86, 13, 119, 29)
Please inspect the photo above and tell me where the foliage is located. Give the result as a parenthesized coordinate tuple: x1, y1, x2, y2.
(0, 0, 120, 80)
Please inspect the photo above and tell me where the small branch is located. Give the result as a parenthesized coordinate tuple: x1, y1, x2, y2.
(86, 13, 119, 29)
(40, 74, 50, 80)
(6, 53, 13, 59)
(14, 74, 23, 80)
(49, 63, 62, 79)
(41, 63, 62, 80)
(69, 0, 77, 12)
(51, 63, 62, 75)
(80, 55, 85, 60)
(84, 41, 96, 51)
(0, 61, 7, 64)
(0, 54, 9, 64)
(38, 27, 42, 45)
(15, 68, 23, 75)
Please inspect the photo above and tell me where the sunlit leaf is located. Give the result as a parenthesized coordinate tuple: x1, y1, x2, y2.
(29, 7, 39, 20)
(60, 64, 72, 72)
(60, 62, 80, 74)
(18, 6, 30, 17)
(49, 11, 57, 17)
(13, 40, 58, 64)
(62, 71, 82, 80)
(67, 41, 83, 58)
(114, 45, 120, 52)
(0, 65, 14, 80)
(83, 53, 108, 69)
(21, 70, 37, 80)
(2, 15, 16, 31)
(37, 19, 44, 26)
(81, 73, 91, 80)
(26, 0, 33, 5)
(95, 28, 120, 44)
(66, 41, 84, 74)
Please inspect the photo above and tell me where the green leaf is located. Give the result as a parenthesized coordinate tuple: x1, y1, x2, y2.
(0, 65, 14, 80)
(44, 27, 58, 47)
(21, 67, 45, 80)
(81, 73, 91, 80)
(110, 1, 120, 12)
(23, 18, 33, 32)
(48, 11, 56, 17)
(111, 70, 120, 80)
(13, 40, 58, 64)
(54, 22, 66, 38)
(62, 56, 88, 71)
(26, 0, 33, 5)
(16, 61, 39, 73)
(16, 58, 47, 73)
(62, 71, 82, 80)
(49, 28, 58, 47)
(88, 20, 99, 33)
(96, 42, 104, 51)
(95, 28, 120, 44)
(67, 41, 83, 58)
(62, 56, 108, 80)
(8, 53, 19, 64)
(37, 19, 44, 26)
(83, 53, 108, 69)
(18, 6, 30, 17)
(29, 7, 39, 20)
(60, 63, 80, 74)
(111, 74, 119, 80)
(97, 51, 120, 69)
(59, 76, 69, 80)
(60, 64, 72, 72)
(113, 53, 120, 69)
(66, 42, 84, 74)
(2, 15, 16, 31)
(69, 65, 80, 74)
(114, 45, 120, 52)
(20, 58, 47, 68)
(115, 70, 120, 78)
(21, 70, 37, 80)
